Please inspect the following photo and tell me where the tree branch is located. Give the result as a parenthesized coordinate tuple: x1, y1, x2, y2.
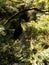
(3, 7, 49, 25)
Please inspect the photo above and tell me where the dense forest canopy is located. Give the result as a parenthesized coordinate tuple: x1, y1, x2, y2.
(0, 0, 49, 65)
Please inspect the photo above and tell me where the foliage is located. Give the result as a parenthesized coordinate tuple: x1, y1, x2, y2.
(0, 0, 49, 65)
